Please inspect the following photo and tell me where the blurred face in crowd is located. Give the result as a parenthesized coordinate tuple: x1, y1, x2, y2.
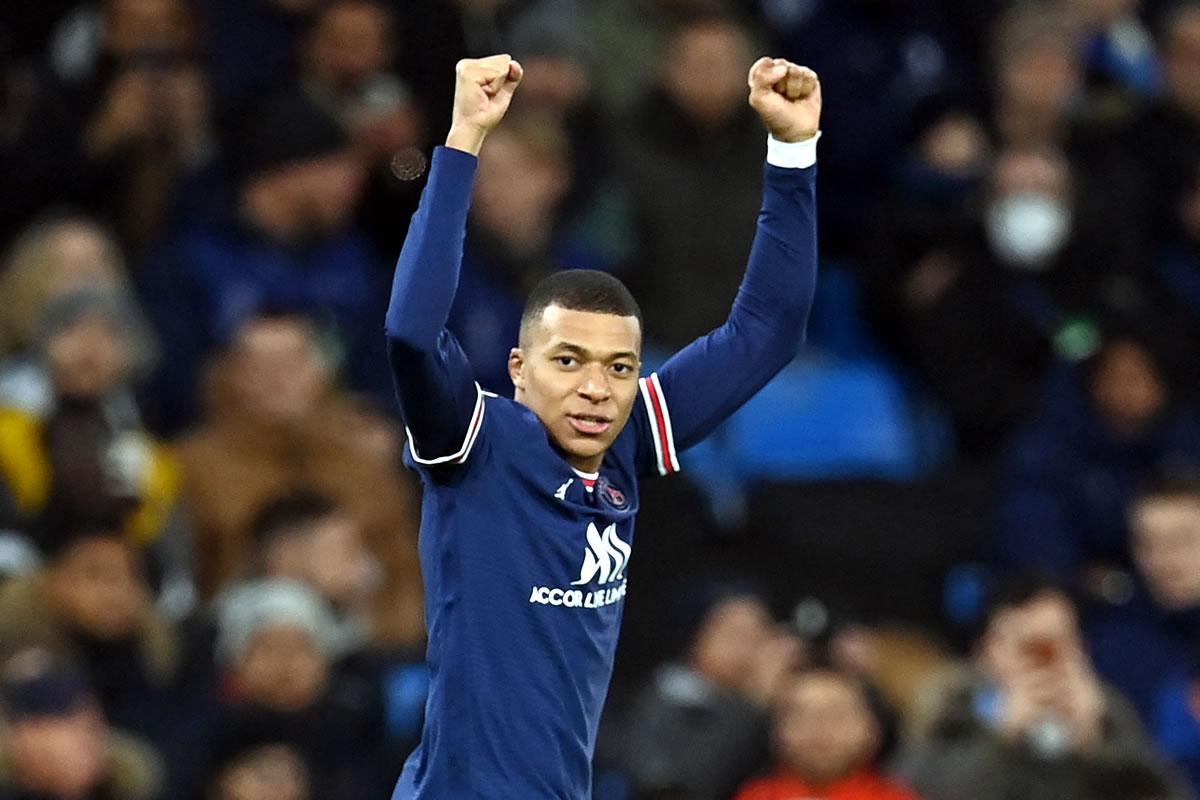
(1163, 7, 1200, 117)
(105, 0, 194, 58)
(473, 123, 571, 251)
(663, 20, 751, 129)
(307, 1, 393, 93)
(774, 671, 880, 785)
(46, 312, 134, 400)
(46, 536, 147, 641)
(691, 596, 773, 689)
(510, 306, 641, 472)
(998, 37, 1082, 118)
(980, 590, 1086, 689)
(214, 744, 310, 800)
(7, 705, 108, 797)
(42, 224, 126, 299)
(1132, 492, 1200, 609)
(236, 624, 329, 712)
(986, 149, 1074, 270)
(1088, 340, 1166, 437)
(229, 317, 331, 424)
(264, 513, 377, 608)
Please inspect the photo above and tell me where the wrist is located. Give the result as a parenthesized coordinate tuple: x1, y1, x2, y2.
(446, 124, 488, 156)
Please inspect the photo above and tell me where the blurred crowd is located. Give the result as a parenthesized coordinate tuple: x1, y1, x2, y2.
(1, 0, 1200, 798)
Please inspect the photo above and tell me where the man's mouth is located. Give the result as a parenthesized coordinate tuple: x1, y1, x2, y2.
(567, 414, 611, 435)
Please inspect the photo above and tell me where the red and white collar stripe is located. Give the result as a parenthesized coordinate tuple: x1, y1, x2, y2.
(639, 372, 679, 476)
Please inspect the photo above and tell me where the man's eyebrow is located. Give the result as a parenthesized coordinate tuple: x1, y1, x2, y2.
(550, 342, 640, 362)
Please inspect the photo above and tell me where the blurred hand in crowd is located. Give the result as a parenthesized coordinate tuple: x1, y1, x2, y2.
(980, 586, 1106, 751)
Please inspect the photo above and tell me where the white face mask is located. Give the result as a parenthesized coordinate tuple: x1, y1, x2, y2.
(985, 192, 1072, 271)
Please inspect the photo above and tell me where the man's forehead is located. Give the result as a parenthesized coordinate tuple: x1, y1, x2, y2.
(531, 305, 642, 350)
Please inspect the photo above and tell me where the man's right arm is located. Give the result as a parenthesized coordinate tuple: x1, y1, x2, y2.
(386, 146, 483, 464)
(385, 55, 523, 465)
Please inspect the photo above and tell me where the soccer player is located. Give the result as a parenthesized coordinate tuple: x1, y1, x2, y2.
(387, 53, 822, 798)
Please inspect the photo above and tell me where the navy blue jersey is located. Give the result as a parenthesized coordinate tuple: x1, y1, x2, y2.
(386, 143, 818, 799)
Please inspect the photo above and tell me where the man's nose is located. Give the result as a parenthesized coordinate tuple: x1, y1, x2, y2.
(577, 366, 611, 400)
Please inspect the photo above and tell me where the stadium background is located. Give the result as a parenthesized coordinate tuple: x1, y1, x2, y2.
(0, 0, 1199, 797)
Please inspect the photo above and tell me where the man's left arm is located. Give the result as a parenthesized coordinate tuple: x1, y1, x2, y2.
(636, 59, 821, 475)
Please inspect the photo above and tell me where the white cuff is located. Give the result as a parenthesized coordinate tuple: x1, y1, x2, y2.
(766, 132, 820, 169)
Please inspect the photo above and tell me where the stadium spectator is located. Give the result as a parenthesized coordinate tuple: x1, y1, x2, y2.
(211, 580, 388, 799)
(0, 217, 133, 414)
(616, 586, 805, 800)
(1, 0, 218, 256)
(0, 648, 163, 800)
(1126, 3, 1200, 241)
(733, 668, 920, 800)
(994, 331, 1200, 581)
(899, 576, 1187, 800)
(1068, 0, 1161, 95)
(618, 13, 769, 350)
(243, 491, 379, 655)
(175, 308, 423, 646)
(296, 0, 426, 259)
(0, 289, 192, 612)
(1086, 470, 1200, 735)
(138, 89, 386, 432)
(0, 522, 178, 746)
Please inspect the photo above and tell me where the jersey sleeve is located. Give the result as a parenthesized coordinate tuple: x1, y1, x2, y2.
(386, 146, 486, 469)
(634, 151, 818, 477)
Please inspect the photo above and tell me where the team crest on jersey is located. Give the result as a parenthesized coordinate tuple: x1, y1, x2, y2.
(597, 477, 628, 510)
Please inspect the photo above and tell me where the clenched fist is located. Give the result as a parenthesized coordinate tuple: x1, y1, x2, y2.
(747, 58, 821, 143)
(446, 54, 524, 155)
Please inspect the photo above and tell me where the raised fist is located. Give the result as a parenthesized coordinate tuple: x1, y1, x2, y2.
(747, 57, 821, 143)
(446, 54, 524, 155)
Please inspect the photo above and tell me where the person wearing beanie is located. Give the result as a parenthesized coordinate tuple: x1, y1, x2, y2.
(205, 579, 390, 800)
(0, 648, 164, 800)
(0, 289, 191, 618)
(139, 86, 391, 433)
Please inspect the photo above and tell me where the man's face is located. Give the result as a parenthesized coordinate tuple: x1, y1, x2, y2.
(663, 22, 750, 129)
(215, 744, 310, 800)
(264, 515, 376, 608)
(980, 592, 1086, 688)
(691, 597, 773, 690)
(46, 537, 147, 640)
(509, 306, 641, 472)
(1133, 496, 1200, 609)
(774, 672, 879, 785)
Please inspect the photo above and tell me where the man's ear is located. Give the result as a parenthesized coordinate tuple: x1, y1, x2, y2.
(508, 347, 525, 391)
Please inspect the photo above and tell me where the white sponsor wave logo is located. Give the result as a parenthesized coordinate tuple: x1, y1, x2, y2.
(529, 523, 631, 609)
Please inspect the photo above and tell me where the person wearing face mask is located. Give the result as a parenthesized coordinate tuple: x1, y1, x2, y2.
(877, 147, 1100, 454)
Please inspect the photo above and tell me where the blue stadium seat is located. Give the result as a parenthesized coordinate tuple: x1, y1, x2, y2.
(722, 356, 922, 480)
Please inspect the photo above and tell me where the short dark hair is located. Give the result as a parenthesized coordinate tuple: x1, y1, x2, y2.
(519, 270, 642, 346)
(250, 491, 338, 552)
(1136, 466, 1200, 506)
(976, 573, 1076, 641)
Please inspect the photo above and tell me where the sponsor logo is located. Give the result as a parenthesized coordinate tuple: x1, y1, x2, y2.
(529, 523, 631, 609)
